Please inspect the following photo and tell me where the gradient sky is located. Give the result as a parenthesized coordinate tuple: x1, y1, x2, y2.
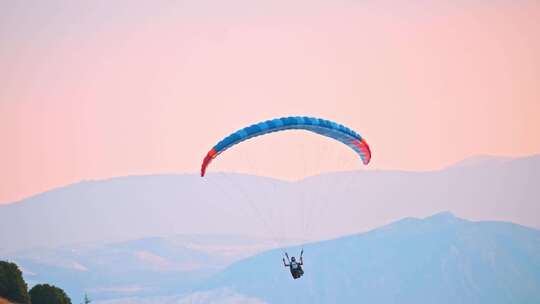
(1, 0, 539, 204)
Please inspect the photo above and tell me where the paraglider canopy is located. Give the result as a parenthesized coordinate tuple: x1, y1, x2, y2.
(201, 116, 371, 177)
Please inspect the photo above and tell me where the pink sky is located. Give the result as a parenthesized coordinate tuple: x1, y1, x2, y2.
(1, 0, 539, 204)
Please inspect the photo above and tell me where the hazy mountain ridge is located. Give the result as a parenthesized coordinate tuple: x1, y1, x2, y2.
(3, 234, 293, 302)
(4, 213, 540, 303)
(0, 173, 289, 252)
(1, 155, 539, 253)
(1, 155, 539, 302)
(201, 212, 540, 304)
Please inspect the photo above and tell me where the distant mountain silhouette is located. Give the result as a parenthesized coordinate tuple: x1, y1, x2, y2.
(0, 155, 539, 253)
(5, 235, 291, 302)
(202, 212, 540, 304)
(5, 213, 540, 303)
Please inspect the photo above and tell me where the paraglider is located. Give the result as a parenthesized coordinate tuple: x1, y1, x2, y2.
(283, 250, 304, 279)
(200, 116, 371, 177)
(200, 116, 371, 279)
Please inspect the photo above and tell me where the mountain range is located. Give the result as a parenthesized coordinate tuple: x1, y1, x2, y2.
(202, 212, 540, 304)
(1, 155, 538, 252)
(1, 155, 539, 303)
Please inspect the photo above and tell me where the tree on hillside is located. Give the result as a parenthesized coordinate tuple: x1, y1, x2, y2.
(30, 284, 72, 304)
(0, 261, 30, 304)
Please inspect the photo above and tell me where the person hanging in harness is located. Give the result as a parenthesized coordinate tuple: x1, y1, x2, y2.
(283, 250, 304, 279)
